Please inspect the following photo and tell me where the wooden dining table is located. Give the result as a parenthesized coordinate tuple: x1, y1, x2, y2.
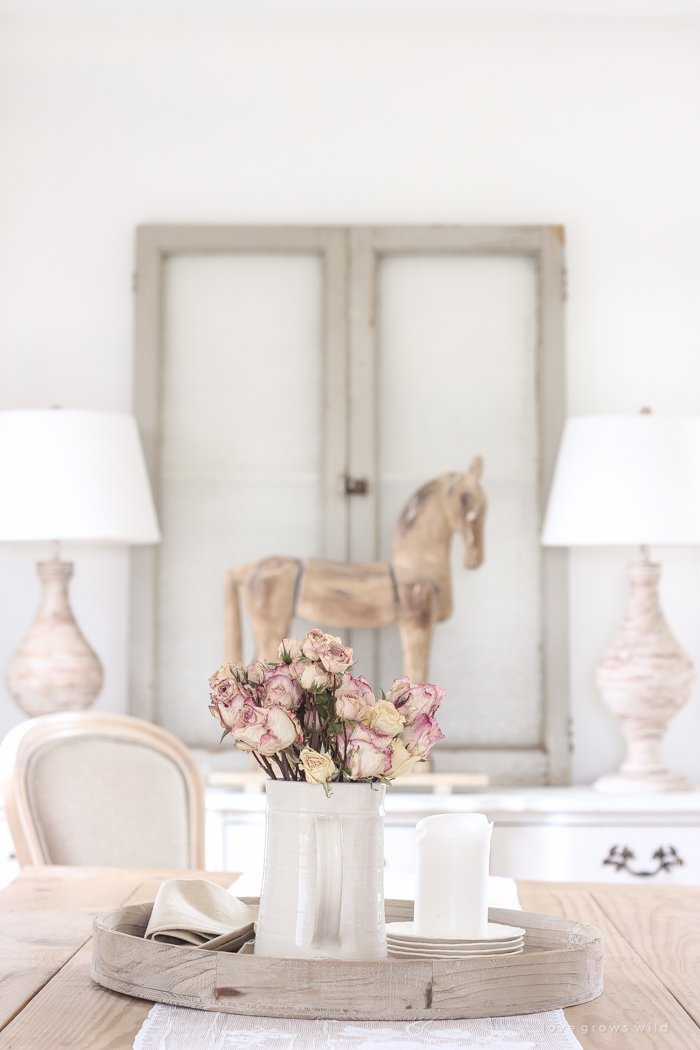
(0, 866, 699, 1049)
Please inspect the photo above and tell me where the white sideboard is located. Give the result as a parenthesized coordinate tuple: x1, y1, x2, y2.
(206, 786, 700, 888)
(3, 785, 698, 891)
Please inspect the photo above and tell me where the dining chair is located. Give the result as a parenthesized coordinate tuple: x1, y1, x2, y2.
(0, 711, 205, 868)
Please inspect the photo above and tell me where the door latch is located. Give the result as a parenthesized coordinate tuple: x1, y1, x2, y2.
(344, 476, 369, 496)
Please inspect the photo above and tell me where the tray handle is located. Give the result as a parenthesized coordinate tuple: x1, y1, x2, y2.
(311, 814, 343, 949)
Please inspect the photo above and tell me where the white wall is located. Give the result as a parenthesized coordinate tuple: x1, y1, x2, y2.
(1, 5, 700, 783)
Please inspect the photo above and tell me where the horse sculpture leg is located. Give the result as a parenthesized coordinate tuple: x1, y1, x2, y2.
(226, 563, 261, 664)
(240, 556, 300, 663)
(396, 573, 438, 683)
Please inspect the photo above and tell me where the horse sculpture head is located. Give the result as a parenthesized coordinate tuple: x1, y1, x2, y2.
(394, 458, 487, 576)
(445, 456, 487, 569)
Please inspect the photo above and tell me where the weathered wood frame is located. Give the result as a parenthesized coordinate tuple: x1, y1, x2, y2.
(91, 898, 603, 1019)
(131, 224, 568, 784)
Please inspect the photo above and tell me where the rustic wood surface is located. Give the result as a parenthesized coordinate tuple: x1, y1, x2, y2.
(0, 868, 697, 1048)
(584, 884, 700, 1029)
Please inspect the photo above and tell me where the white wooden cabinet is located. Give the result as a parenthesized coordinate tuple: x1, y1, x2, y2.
(4, 785, 697, 891)
(386, 789, 700, 886)
(489, 814, 700, 884)
(206, 786, 700, 888)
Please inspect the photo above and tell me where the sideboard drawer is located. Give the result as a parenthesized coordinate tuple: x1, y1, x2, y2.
(490, 822, 700, 884)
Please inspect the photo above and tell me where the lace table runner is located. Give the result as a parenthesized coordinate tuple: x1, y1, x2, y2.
(134, 1004, 583, 1050)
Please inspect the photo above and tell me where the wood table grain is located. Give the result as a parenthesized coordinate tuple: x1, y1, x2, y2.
(0, 868, 698, 1049)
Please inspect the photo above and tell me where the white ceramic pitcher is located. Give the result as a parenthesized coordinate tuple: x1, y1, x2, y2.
(254, 780, 387, 960)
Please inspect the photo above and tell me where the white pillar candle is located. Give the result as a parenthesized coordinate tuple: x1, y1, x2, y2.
(414, 813, 493, 939)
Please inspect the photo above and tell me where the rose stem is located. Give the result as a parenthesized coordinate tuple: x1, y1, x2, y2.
(252, 751, 277, 780)
(277, 751, 290, 780)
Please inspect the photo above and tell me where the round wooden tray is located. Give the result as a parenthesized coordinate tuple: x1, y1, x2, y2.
(91, 897, 603, 1020)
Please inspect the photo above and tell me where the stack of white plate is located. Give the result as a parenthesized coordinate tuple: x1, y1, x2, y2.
(386, 921, 525, 959)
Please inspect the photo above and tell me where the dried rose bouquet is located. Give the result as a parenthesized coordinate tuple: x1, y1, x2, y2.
(208, 628, 444, 788)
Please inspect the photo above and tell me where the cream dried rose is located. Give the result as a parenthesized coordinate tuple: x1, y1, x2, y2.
(299, 747, 336, 785)
(366, 698, 405, 737)
(386, 738, 420, 779)
(301, 628, 353, 674)
(291, 656, 335, 693)
(279, 637, 302, 662)
(246, 660, 267, 686)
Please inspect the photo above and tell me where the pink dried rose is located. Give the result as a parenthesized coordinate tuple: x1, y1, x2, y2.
(401, 712, 444, 760)
(301, 629, 354, 674)
(208, 662, 247, 702)
(231, 701, 302, 756)
(209, 697, 239, 731)
(291, 656, 335, 693)
(385, 678, 445, 725)
(335, 673, 376, 722)
(279, 637, 302, 662)
(340, 723, 393, 780)
(261, 664, 304, 710)
(208, 678, 259, 731)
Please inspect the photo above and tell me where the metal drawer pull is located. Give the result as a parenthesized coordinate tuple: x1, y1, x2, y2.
(603, 845, 684, 877)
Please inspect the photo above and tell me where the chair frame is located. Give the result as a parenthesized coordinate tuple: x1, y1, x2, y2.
(0, 711, 206, 868)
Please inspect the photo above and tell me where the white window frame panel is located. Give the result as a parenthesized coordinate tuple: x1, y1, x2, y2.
(130, 225, 348, 733)
(347, 226, 568, 785)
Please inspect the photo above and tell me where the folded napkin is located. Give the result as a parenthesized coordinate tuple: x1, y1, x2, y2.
(144, 879, 258, 953)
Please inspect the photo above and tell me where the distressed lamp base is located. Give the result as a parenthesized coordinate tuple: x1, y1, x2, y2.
(594, 771, 694, 794)
(4, 553, 103, 717)
(593, 548, 694, 794)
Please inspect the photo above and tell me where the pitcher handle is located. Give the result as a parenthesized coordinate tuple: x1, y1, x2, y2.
(311, 813, 343, 949)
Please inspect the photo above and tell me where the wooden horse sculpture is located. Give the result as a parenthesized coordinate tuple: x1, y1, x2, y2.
(225, 457, 486, 683)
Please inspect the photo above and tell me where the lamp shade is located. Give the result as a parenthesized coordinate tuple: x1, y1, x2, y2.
(541, 415, 700, 546)
(0, 410, 160, 543)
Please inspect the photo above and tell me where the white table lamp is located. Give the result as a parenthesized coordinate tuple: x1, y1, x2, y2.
(542, 412, 700, 792)
(0, 410, 160, 717)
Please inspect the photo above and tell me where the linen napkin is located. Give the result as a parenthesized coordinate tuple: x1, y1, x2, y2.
(144, 879, 258, 952)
